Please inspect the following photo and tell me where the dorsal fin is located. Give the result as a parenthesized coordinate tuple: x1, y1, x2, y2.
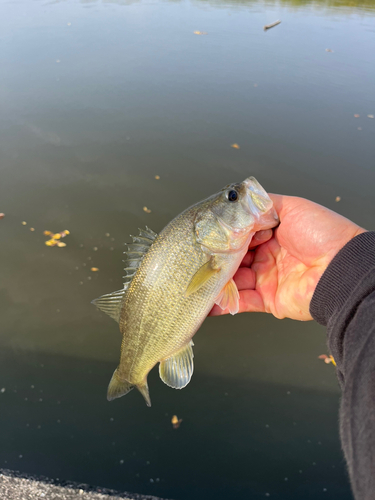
(159, 341, 194, 389)
(92, 227, 158, 322)
(91, 288, 128, 323)
(123, 226, 158, 286)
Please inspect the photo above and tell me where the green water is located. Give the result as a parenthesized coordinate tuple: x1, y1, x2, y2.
(0, 0, 374, 498)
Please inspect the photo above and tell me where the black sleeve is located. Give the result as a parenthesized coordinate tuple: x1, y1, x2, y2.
(310, 231, 375, 500)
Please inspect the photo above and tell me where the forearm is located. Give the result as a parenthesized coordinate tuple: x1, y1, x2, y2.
(310, 231, 375, 500)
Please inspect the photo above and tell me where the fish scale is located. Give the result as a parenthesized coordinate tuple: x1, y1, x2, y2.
(92, 177, 279, 406)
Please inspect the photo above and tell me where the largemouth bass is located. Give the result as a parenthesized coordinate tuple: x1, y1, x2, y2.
(92, 177, 278, 406)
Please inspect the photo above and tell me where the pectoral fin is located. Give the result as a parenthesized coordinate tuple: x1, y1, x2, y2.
(185, 258, 220, 297)
(215, 278, 240, 315)
(159, 341, 194, 389)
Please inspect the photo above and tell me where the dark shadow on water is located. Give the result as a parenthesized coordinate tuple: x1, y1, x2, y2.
(0, 348, 353, 500)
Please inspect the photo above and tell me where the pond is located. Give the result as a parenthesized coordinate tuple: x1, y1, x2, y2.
(0, 0, 374, 498)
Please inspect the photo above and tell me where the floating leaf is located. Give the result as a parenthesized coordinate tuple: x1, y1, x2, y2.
(335, 196, 341, 202)
(318, 354, 336, 366)
(194, 31, 207, 35)
(0, 213, 4, 220)
(45, 239, 58, 246)
(91, 267, 99, 272)
(143, 206, 152, 213)
(44, 229, 70, 247)
(30, 228, 35, 231)
(354, 114, 360, 118)
(155, 175, 160, 180)
(171, 415, 182, 429)
(368, 114, 374, 119)
(231, 143, 240, 149)
(22, 221, 27, 225)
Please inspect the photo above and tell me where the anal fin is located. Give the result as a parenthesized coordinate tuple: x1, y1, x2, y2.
(215, 278, 240, 315)
(159, 341, 194, 389)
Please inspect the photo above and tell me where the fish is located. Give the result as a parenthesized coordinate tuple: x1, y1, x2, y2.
(92, 177, 279, 406)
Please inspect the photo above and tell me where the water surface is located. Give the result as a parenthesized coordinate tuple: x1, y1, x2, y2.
(0, 0, 374, 498)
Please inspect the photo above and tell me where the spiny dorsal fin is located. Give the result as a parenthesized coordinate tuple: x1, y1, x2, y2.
(91, 287, 128, 323)
(159, 341, 194, 389)
(122, 226, 158, 287)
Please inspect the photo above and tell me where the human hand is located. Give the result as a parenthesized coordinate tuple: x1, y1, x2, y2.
(211, 195, 367, 320)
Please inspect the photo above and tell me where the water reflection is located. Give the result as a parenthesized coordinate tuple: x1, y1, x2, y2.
(42, 0, 375, 12)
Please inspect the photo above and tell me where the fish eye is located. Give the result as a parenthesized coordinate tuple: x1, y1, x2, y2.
(227, 190, 238, 202)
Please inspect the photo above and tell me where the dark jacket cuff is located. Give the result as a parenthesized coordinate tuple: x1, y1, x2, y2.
(310, 231, 375, 326)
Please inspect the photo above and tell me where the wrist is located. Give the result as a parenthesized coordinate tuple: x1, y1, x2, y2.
(310, 231, 374, 326)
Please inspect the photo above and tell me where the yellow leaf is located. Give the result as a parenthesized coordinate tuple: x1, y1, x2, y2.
(56, 241, 66, 247)
(143, 206, 152, 213)
(91, 267, 99, 272)
(231, 143, 240, 149)
(22, 221, 27, 225)
(171, 415, 182, 429)
(53, 233, 61, 239)
(44, 230, 52, 236)
(45, 239, 57, 246)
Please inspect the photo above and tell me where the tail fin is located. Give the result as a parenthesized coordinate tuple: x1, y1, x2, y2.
(136, 381, 151, 407)
(107, 368, 152, 407)
(107, 368, 134, 401)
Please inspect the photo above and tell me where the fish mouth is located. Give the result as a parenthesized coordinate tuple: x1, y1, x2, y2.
(242, 177, 279, 229)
